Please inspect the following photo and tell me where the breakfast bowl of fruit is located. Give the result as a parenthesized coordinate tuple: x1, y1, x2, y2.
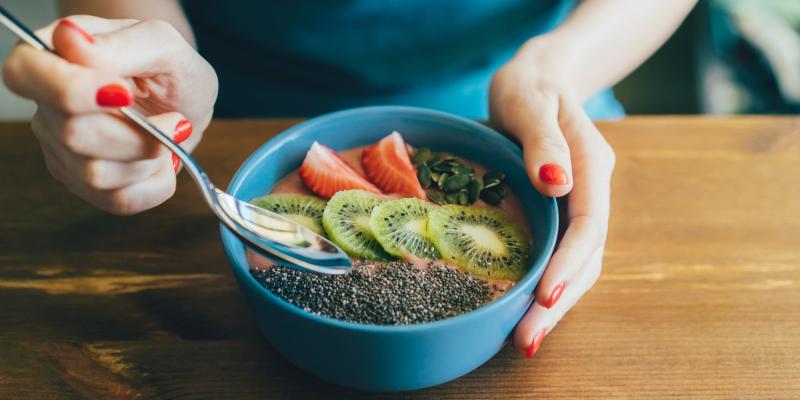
(220, 106, 558, 391)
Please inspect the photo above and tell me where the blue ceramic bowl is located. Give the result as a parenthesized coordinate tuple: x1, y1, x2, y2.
(220, 106, 558, 391)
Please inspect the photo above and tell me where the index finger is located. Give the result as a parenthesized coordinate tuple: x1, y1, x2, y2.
(559, 95, 615, 222)
(2, 44, 131, 113)
(533, 95, 615, 306)
(32, 15, 139, 48)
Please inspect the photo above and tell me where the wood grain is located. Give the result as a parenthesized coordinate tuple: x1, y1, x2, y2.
(1, 116, 799, 399)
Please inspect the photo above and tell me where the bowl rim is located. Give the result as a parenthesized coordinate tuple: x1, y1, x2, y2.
(221, 105, 558, 333)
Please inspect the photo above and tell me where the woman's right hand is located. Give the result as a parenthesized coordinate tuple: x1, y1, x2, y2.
(2, 15, 218, 215)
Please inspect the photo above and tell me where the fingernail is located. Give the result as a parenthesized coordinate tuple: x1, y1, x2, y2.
(172, 153, 181, 173)
(96, 84, 133, 107)
(543, 282, 566, 309)
(539, 164, 569, 185)
(173, 119, 193, 143)
(58, 19, 94, 44)
(526, 329, 547, 358)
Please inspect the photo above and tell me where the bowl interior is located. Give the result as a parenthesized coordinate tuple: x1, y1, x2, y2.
(222, 106, 558, 329)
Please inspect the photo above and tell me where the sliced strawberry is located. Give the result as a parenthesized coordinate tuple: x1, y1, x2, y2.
(362, 131, 426, 199)
(299, 142, 382, 199)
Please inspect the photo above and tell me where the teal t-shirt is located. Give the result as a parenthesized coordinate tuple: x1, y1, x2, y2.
(182, 0, 624, 119)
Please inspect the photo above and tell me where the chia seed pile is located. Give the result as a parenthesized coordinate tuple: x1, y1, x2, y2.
(250, 261, 493, 325)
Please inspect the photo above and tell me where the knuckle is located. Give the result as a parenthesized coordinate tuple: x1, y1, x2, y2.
(598, 137, 616, 166)
(2, 51, 22, 90)
(106, 190, 138, 216)
(489, 65, 513, 92)
(30, 111, 47, 137)
(530, 131, 569, 154)
(61, 118, 92, 154)
(599, 142, 617, 171)
(51, 80, 77, 113)
(577, 215, 608, 248)
(590, 137, 616, 172)
(583, 259, 604, 292)
(106, 177, 175, 216)
(503, 91, 532, 114)
(590, 126, 615, 161)
(589, 217, 609, 246)
(143, 19, 182, 40)
(164, 179, 177, 199)
(51, 63, 91, 113)
(591, 261, 603, 285)
(82, 160, 110, 190)
(605, 146, 617, 170)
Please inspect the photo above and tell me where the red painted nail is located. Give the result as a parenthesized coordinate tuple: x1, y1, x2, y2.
(526, 329, 547, 358)
(58, 19, 94, 44)
(96, 84, 132, 107)
(543, 282, 566, 309)
(539, 164, 568, 185)
(172, 153, 181, 173)
(173, 119, 193, 143)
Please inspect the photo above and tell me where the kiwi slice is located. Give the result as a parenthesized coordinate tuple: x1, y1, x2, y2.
(251, 193, 327, 235)
(428, 205, 530, 281)
(322, 190, 395, 261)
(369, 198, 441, 260)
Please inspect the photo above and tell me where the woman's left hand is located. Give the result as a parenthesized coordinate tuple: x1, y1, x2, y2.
(489, 45, 616, 358)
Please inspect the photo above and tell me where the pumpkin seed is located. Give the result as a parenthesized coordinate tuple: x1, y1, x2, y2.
(412, 147, 432, 165)
(443, 174, 470, 192)
(445, 192, 460, 204)
(482, 178, 501, 189)
(427, 190, 445, 204)
(417, 164, 432, 188)
(467, 180, 482, 203)
(457, 190, 469, 205)
(483, 170, 506, 183)
(426, 156, 443, 168)
(454, 165, 475, 176)
(437, 173, 450, 189)
(431, 171, 442, 182)
(431, 163, 453, 173)
(491, 185, 507, 197)
(480, 189, 502, 205)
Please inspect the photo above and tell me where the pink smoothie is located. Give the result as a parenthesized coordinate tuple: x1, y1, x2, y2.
(259, 146, 531, 299)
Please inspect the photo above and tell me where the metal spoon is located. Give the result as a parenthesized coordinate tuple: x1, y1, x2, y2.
(0, 6, 353, 274)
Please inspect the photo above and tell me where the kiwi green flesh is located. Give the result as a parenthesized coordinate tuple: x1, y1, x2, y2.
(322, 190, 395, 261)
(428, 205, 530, 281)
(251, 193, 327, 235)
(369, 198, 440, 260)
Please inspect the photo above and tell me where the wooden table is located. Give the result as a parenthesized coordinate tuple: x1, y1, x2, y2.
(1, 117, 799, 399)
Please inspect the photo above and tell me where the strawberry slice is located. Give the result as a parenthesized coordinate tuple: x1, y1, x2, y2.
(299, 142, 382, 199)
(362, 131, 426, 199)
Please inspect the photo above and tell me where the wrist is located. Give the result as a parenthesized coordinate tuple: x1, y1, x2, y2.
(512, 34, 586, 101)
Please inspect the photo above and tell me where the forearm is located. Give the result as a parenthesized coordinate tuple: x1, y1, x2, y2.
(517, 0, 697, 101)
(57, 0, 195, 47)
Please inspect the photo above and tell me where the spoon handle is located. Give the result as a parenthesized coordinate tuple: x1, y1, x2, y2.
(0, 6, 49, 50)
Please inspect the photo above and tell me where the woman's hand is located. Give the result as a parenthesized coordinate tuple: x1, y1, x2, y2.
(490, 43, 615, 358)
(2, 15, 217, 215)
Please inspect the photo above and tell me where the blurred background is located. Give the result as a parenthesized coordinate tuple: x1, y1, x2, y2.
(0, 0, 798, 119)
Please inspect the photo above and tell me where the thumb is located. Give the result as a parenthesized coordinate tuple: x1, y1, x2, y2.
(52, 17, 193, 77)
(51, 19, 96, 65)
(50, 17, 136, 68)
(512, 95, 574, 198)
